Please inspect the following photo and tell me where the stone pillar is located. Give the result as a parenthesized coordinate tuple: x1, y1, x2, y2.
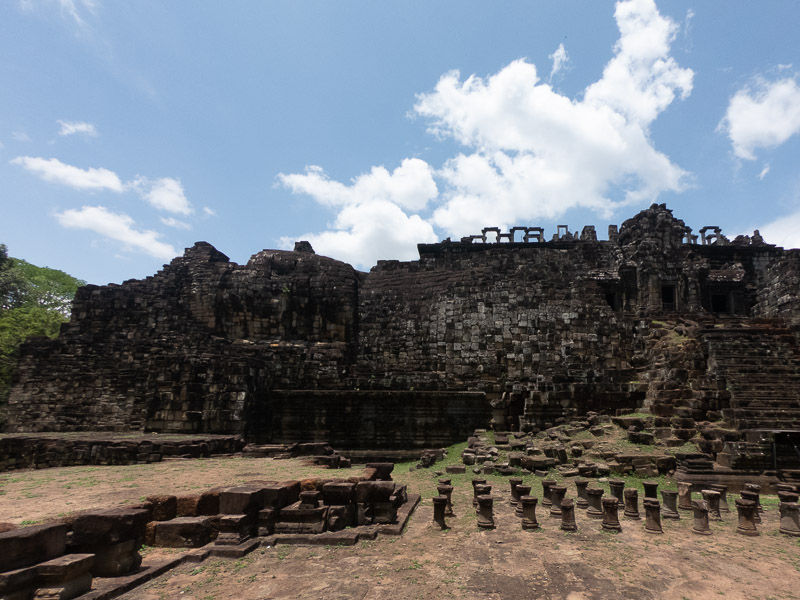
(660, 490, 680, 519)
(643, 498, 663, 534)
(602, 497, 622, 532)
(432, 496, 448, 530)
(677, 482, 693, 511)
(560, 498, 577, 532)
(472, 479, 487, 508)
(438, 478, 452, 487)
(643, 481, 659, 499)
(623, 488, 640, 520)
(709, 483, 730, 513)
(520, 495, 539, 530)
(575, 478, 589, 509)
(735, 498, 759, 536)
(509, 477, 523, 506)
(609, 479, 625, 506)
(740, 491, 762, 523)
(474, 483, 492, 513)
(779, 502, 800, 537)
(541, 480, 556, 507)
(692, 500, 711, 535)
(778, 491, 799, 504)
(701, 489, 722, 521)
(549, 486, 567, 517)
(586, 487, 604, 519)
(437, 484, 454, 517)
(514, 485, 532, 517)
(745, 484, 764, 512)
(476, 495, 495, 530)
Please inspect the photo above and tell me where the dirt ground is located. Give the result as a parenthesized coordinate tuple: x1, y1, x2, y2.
(2, 453, 800, 599)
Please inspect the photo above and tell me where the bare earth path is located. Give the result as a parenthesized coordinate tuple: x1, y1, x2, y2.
(1, 456, 799, 599)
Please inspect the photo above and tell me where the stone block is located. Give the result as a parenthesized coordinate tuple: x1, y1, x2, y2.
(146, 495, 177, 521)
(215, 514, 255, 546)
(70, 508, 149, 548)
(326, 505, 355, 531)
(257, 508, 279, 536)
(321, 482, 355, 505)
(219, 486, 265, 515)
(0, 564, 38, 599)
(355, 481, 395, 504)
(273, 505, 328, 535)
(372, 502, 398, 524)
(0, 523, 68, 572)
(35, 553, 94, 600)
(153, 517, 214, 548)
(87, 539, 141, 577)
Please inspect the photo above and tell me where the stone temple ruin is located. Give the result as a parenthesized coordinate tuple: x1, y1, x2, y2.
(7, 203, 800, 483)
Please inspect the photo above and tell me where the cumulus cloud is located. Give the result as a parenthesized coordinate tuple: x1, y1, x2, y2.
(278, 159, 438, 268)
(549, 43, 570, 82)
(279, 0, 692, 263)
(56, 205, 177, 259)
(11, 155, 123, 191)
(57, 120, 97, 137)
(413, 0, 692, 234)
(132, 177, 193, 215)
(278, 158, 437, 212)
(718, 76, 800, 160)
(280, 198, 438, 269)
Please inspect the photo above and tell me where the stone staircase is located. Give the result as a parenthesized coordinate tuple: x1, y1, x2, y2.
(704, 322, 800, 431)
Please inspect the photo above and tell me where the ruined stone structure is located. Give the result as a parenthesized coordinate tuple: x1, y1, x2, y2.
(7, 204, 800, 471)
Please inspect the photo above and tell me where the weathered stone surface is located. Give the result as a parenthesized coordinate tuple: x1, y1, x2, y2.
(0, 523, 67, 572)
(70, 508, 149, 547)
(153, 517, 215, 548)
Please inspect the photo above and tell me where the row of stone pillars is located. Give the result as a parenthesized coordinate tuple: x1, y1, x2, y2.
(430, 477, 800, 537)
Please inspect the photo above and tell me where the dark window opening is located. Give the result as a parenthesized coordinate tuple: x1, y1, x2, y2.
(605, 292, 619, 311)
(711, 293, 730, 314)
(661, 285, 676, 311)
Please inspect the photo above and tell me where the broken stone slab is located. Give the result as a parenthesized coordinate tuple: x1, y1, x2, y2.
(153, 517, 216, 548)
(355, 481, 395, 504)
(321, 482, 355, 505)
(176, 488, 221, 517)
(0, 523, 68, 572)
(274, 504, 329, 535)
(219, 486, 265, 515)
(215, 514, 256, 545)
(71, 508, 149, 548)
(35, 553, 94, 600)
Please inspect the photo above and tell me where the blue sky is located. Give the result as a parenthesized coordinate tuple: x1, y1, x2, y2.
(2, 0, 800, 285)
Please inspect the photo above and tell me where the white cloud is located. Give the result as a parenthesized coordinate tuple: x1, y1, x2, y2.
(548, 43, 570, 82)
(718, 76, 800, 160)
(202, 206, 216, 216)
(12, 131, 31, 142)
(278, 158, 437, 212)
(759, 164, 771, 180)
(279, 0, 693, 262)
(279, 198, 438, 269)
(55, 205, 177, 259)
(160, 216, 191, 230)
(11, 155, 123, 191)
(413, 0, 692, 235)
(57, 120, 97, 137)
(19, 0, 99, 28)
(132, 176, 193, 215)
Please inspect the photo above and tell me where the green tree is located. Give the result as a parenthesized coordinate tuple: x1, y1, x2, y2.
(0, 245, 85, 414)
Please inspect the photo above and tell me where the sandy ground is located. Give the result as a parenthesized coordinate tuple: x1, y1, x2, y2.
(1, 454, 799, 600)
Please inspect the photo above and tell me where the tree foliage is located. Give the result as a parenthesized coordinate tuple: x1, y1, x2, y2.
(0, 244, 85, 410)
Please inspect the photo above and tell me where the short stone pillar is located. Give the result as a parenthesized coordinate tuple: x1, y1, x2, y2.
(586, 487, 604, 519)
(602, 497, 622, 532)
(609, 479, 625, 506)
(643, 498, 663, 534)
(779, 502, 800, 537)
(677, 482, 693, 511)
(549, 486, 567, 517)
(709, 483, 730, 513)
(437, 484, 454, 517)
(692, 500, 711, 535)
(520, 495, 540, 530)
(778, 491, 800, 503)
(735, 498, 759, 536)
(560, 498, 578, 532)
(514, 485, 532, 517)
(575, 478, 589, 509)
(643, 481, 659, 499)
(777, 483, 798, 494)
(660, 490, 680, 519)
(541, 480, 556, 507)
(623, 488, 640, 520)
(745, 483, 764, 512)
(509, 478, 523, 505)
(472, 479, 487, 508)
(476, 495, 495, 529)
(701, 489, 722, 521)
(740, 491, 762, 523)
(438, 478, 452, 486)
(474, 484, 491, 513)
(432, 496, 448, 530)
